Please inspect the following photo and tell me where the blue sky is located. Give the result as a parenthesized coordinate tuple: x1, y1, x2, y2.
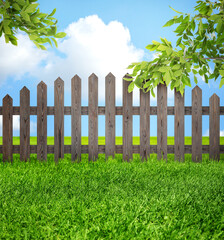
(0, 0, 224, 137)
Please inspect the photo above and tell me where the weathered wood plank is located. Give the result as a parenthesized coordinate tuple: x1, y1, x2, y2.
(175, 89, 185, 161)
(37, 81, 47, 161)
(192, 86, 202, 162)
(88, 73, 98, 161)
(209, 94, 220, 160)
(71, 75, 82, 161)
(3, 95, 13, 162)
(140, 89, 150, 160)
(54, 77, 64, 163)
(1, 105, 224, 116)
(105, 73, 116, 158)
(123, 76, 133, 161)
(157, 83, 167, 160)
(20, 87, 30, 161)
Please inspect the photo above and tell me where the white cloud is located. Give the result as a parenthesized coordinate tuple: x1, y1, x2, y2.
(0, 34, 47, 83)
(0, 15, 144, 104)
(204, 129, 224, 137)
(0, 116, 36, 136)
(0, 15, 177, 106)
(220, 130, 224, 137)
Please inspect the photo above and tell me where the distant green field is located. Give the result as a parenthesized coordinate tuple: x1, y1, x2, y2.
(0, 136, 224, 145)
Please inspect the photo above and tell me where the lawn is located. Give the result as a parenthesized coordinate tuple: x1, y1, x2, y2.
(1, 136, 224, 145)
(0, 156, 224, 239)
(0, 137, 224, 239)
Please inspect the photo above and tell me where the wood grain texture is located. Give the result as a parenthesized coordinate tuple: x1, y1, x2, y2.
(20, 87, 30, 161)
(2, 106, 224, 116)
(192, 86, 202, 162)
(71, 75, 81, 161)
(175, 89, 185, 162)
(54, 77, 64, 163)
(105, 73, 116, 158)
(140, 89, 150, 161)
(88, 73, 98, 161)
(123, 76, 133, 161)
(157, 83, 167, 160)
(37, 81, 47, 161)
(3, 95, 13, 162)
(209, 94, 220, 160)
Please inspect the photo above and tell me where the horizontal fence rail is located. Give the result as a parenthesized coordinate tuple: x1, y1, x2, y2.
(0, 73, 223, 163)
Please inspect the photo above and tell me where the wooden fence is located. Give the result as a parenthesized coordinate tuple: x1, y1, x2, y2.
(0, 73, 223, 163)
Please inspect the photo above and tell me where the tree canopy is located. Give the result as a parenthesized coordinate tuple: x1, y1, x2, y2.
(125, 0, 224, 96)
(0, 0, 66, 50)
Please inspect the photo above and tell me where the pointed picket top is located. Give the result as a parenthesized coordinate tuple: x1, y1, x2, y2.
(55, 77, 64, 86)
(89, 73, 98, 80)
(106, 72, 115, 79)
(3, 94, 12, 102)
(210, 93, 219, 101)
(192, 85, 202, 94)
(20, 86, 30, 94)
(72, 74, 81, 82)
(37, 81, 47, 87)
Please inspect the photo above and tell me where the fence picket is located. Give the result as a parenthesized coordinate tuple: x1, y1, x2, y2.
(37, 81, 47, 161)
(192, 86, 202, 162)
(0, 74, 223, 162)
(123, 76, 133, 161)
(157, 83, 167, 160)
(105, 73, 116, 158)
(209, 94, 220, 160)
(71, 75, 82, 162)
(20, 87, 30, 161)
(54, 77, 64, 163)
(175, 89, 185, 161)
(140, 89, 150, 160)
(3, 95, 13, 162)
(88, 73, 98, 161)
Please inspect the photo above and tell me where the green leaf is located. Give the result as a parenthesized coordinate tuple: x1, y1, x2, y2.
(172, 64, 181, 70)
(128, 82, 135, 93)
(141, 61, 148, 70)
(194, 75, 198, 84)
(49, 8, 56, 17)
(164, 71, 171, 85)
(176, 37, 182, 46)
(174, 70, 182, 77)
(219, 70, 224, 77)
(192, 69, 197, 74)
(51, 38, 58, 48)
(127, 64, 135, 69)
(158, 66, 170, 73)
(157, 45, 167, 51)
(55, 32, 66, 38)
(12, 3, 21, 11)
(43, 19, 55, 25)
(143, 81, 151, 88)
(29, 34, 38, 40)
(216, 20, 223, 34)
(16, 0, 25, 6)
(21, 12, 31, 22)
(3, 22, 11, 35)
(25, 3, 39, 13)
(39, 44, 47, 50)
(152, 40, 160, 45)
(163, 19, 175, 27)
(169, 6, 183, 14)
(219, 77, 224, 88)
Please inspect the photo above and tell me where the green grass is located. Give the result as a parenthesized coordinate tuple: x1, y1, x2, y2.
(1, 136, 224, 145)
(0, 156, 224, 239)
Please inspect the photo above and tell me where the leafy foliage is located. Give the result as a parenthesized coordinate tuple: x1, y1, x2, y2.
(0, 0, 66, 49)
(125, 0, 224, 95)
